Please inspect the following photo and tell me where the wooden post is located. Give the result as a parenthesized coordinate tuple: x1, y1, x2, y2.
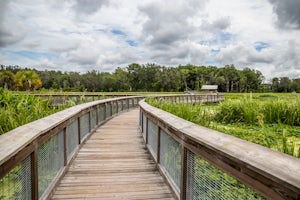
(157, 126, 161, 163)
(88, 111, 91, 132)
(31, 150, 38, 200)
(180, 146, 187, 200)
(96, 106, 99, 125)
(145, 117, 149, 144)
(77, 118, 81, 144)
(140, 109, 143, 129)
(110, 102, 112, 117)
(63, 127, 67, 166)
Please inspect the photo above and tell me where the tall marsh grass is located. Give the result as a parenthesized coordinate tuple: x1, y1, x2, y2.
(146, 95, 300, 158)
(215, 98, 300, 126)
(0, 89, 64, 134)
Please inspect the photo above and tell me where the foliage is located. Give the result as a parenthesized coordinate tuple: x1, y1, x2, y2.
(0, 63, 271, 92)
(215, 98, 300, 126)
(14, 70, 42, 91)
(0, 89, 64, 134)
(147, 94, 300, 157)
(0, 70, 14, 90)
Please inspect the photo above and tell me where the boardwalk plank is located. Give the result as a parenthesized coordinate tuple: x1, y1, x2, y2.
(51, 109, 175, 199)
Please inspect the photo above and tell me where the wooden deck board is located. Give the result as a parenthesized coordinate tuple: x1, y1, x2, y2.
(51, 109, 175, 200)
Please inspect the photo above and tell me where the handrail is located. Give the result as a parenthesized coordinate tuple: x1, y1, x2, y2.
(139, 99, 300, 200)
(0, 93, 224, 200)
(0, 96, 143, 200)
(32, 93, 139, 106)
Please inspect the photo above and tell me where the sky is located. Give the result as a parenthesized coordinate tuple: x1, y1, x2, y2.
(0, 0, 300, 81)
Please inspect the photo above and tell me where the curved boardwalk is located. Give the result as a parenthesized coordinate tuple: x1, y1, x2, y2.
(51, 109, 175, 200)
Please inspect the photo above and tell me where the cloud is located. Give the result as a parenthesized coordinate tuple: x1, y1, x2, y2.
(268, 0, 300, 29)
(275, 40, 300, 70)
(0, 1, 27, 47)
(137, 0, 212, 66)
(72, 0, 109, 15)
(139, 0, 208, 47)
(216, 44, 274, 66)
(201, 17, 231, 31)
(0, 0, 300, 80)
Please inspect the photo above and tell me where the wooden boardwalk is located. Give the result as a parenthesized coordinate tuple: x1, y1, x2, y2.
(51, 109, 175, 200)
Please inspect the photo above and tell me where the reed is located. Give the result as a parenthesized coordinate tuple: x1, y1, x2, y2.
(0, 89, 65, 134)
(146, 95, 300, 158)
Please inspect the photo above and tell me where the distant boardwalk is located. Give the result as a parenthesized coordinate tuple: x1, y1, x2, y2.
(51, 109, 175, 199)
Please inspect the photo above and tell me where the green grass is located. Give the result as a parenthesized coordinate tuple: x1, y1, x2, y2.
(0, 89, 69, 134)
(147, 93, 300, 157)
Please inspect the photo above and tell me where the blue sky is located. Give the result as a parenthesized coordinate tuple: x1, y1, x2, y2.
(0, 0, 299, 80)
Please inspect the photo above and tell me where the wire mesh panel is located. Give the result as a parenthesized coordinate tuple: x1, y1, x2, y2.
(0, 156, 31, 200)
(98, 105, 105, 123)
(147, 119, 158, 160)
(160, 129, 181, 191)
(142, 113, 147, 141)
(112, 102, 117, 115)
(38, 130, 64, 198)
(122, 100, 127, 110)
(67, 119, 79, 160)
(91, 109, 97, 129)
(135, 98, 139, 106)
(106, 103, 111, 118)
(129, 99, 133, 108)
(80, 113, 90, 141)
(185, 150, 265, 200)
(118, 101, 122, 112)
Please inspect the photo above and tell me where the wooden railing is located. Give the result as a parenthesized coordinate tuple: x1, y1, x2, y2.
(0, 96, 143, 200)
(146, 93, 224, 104)
(33, 93, 136, 106)
(139, 99, 300, 200)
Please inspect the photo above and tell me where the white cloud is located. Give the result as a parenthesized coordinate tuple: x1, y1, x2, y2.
(0, 0, 299, 79)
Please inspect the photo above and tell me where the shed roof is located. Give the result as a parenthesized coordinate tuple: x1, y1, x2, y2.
(201, 85, 218, 90)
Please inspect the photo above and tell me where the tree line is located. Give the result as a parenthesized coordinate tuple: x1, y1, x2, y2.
(0, 64, 299, 92)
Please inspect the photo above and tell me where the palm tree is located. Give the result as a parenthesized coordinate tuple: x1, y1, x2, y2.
(0, 70, 14, 90)
(14, 70, 42, 91)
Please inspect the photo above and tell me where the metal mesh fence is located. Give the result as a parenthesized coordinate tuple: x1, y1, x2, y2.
(112, 102, 117, 115)
(118, 101, 122, 112)
(129, 99, 133, 108)
(38, 130, 64, 198)
(0, 156, 31, 200)
(106, 103, 111, 118)
(185, 150, 265, 200)
(67, 119, 79, 160)
(134, 98, 138, 106)
(91, 109, 97, 129)
(98, 105, 105, 123)
(142, 113, 147, 141)
(147, 119, 158, 160)
(122, 100, 127, 110)
(160, 129, 181, 191)
(80, 113, 89, 141)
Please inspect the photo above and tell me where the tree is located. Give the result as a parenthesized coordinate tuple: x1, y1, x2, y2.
(0, 70, 14, 90)
(241, 68, 263, 92)
(271, 77, 279, 92)
(278, 77, 291, 92)
(14, 70, 42, 91)
(291, 78, 300, 93)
